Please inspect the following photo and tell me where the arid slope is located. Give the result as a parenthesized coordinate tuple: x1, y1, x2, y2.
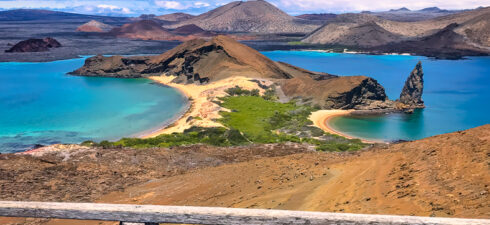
(303, 7, 490, 49)
(1, 125, 488, 225)
(165, 0, 322, 33)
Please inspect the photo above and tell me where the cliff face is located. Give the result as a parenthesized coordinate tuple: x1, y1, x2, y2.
(280, 76, 388, 109)
(399, 61, 425, 108)
(5, 37, 61, 53)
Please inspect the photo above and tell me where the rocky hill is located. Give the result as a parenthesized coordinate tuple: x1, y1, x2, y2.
(377, 23, 490, 59)
(454, 12, 490, 47)
(165, 0, 322, 34)
(71, 36, 427, 110)
(172, 24, 214, 36)
(5, 37, 61, 53)
(302, 7, 490, 56)
(1, 125, 488, 225)
(303, 21, 402, 47)
(156, 13, 195, 22)
(76, 20, 113, 32)
(108, 20, 181, 41)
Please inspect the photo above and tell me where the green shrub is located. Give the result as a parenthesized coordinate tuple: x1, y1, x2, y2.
(87, 94, 367, 152)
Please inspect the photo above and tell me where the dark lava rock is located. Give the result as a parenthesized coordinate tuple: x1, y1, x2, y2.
(399, 61, 424, 108)
(5, 37, 61, 53)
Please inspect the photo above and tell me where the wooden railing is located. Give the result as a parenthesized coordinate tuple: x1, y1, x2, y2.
(0, 201, 489, 225)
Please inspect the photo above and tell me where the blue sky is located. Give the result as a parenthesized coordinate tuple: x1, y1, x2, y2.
(0, 0, 489, 16)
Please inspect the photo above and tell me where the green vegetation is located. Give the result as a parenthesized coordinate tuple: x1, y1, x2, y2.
(89, 86, 366, 151)
(219, 95, 296, 142)
(225, 86, 260, 96)
(287, 41, 310, 46)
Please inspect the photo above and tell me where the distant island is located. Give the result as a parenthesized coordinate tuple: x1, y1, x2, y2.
(1, 2, 489, 61)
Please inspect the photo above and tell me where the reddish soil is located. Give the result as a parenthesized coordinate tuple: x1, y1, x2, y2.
(1, 125, 488, 225)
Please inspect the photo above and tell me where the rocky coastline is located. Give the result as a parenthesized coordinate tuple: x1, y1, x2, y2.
(5, 37, 61, 53)
(70, 35, 425, 113)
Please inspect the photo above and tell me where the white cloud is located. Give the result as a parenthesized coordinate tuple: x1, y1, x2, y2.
(154, 1, 188, 10)
(95, 4, 132, 14)
(97, 4, 120, 10)
(194, 2, 211, 7)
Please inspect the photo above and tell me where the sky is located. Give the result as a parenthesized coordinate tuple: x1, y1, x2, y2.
(0, 0, 489, 16)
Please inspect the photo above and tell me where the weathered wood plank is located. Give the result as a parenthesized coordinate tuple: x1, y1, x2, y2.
(0, 201, 489, 225)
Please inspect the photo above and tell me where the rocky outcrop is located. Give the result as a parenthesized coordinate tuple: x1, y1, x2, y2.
(5, 37, 61, 53)
(398, 61, 425, 108)
(280, 76, 388, 109)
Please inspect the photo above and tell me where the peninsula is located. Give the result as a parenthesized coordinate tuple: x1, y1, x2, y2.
(71, 35, 425, 141)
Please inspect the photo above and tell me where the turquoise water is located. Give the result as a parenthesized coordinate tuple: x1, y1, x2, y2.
(0, 58, 187, 153)
(263, 51, 490, 141)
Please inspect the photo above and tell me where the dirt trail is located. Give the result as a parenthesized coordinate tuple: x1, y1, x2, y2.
(99, 125, 490, 219)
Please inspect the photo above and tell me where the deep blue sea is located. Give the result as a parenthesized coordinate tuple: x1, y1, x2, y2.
(0, 58, 187, 153)
(263, 51, 490, 142)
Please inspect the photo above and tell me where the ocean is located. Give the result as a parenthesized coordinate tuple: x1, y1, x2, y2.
(263, 51, 490, 141)
(0, 57, 187, 153)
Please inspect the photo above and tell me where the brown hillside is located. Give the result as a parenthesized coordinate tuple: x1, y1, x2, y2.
(303, 21, 402, 47)
(172, 24, 214, 36)
(76, 20, 113, 32)
(303, 7, 490, 48)
(1, 125, 488, 224)
(166, 0, 321, 33)
(109, 20, 182, 41)
(455, 12, 490, 47)
(71, 35, 391, 109)
(296, 13, 337, 21)
(378, 23, 490, 58)
(156, 12, 195, 22)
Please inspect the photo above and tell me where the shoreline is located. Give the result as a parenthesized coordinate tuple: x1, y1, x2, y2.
(140, 75, 272, 138)
(139, 76, 197, 138)
(309, 110, 383, 144)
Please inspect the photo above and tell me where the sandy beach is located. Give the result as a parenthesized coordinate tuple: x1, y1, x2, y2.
(141, 75, 272, 138)
(309, 110, 380, 143)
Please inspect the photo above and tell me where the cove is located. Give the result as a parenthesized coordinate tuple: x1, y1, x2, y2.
(263, 51, 490, 141)
(0, 57, 188, 153)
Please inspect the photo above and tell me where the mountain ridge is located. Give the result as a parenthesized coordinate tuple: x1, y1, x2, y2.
(164, 0, 322, 34)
